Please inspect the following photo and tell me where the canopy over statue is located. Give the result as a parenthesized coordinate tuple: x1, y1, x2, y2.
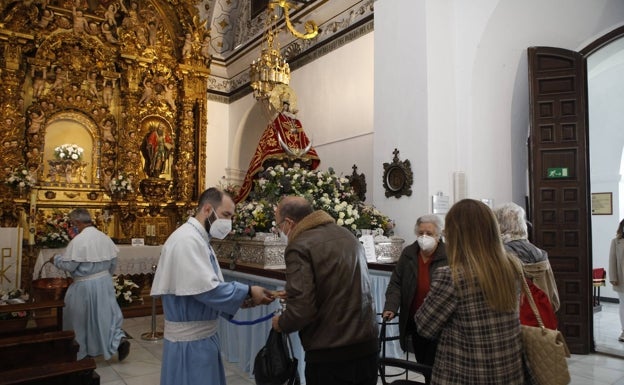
(236, 86, 320, 203)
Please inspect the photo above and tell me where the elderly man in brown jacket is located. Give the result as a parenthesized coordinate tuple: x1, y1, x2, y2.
(272, 196, 378, 385)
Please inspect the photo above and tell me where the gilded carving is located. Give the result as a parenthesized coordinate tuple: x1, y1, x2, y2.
(0, 0, 210, 247)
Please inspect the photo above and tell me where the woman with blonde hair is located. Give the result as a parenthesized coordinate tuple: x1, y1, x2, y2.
(415, 199, 532, 384)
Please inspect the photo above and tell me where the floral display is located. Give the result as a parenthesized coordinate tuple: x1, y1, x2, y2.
(113, 276, 142, 307)
(4, 165, 36, 189)
(36, 210, 71, 248)
(54, 143, 84, 161)
(355, 204, 395, 235)
(109, 172, 134, 194)
(0, 288, 29, 320)
(233, 165, 393, 237)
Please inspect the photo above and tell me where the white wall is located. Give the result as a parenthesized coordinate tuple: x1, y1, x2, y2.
(588, 38, 624, 299)
(373, 0, 624, 244)
(206, 100, 230, 187)
(210, 0, 624, 248)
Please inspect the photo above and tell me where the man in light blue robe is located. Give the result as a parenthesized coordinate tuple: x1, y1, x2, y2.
(51, 208, 129, 361)
(151, 187, 275, 385)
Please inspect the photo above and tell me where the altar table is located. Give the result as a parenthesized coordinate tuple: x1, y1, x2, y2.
(33, 245, 163, 279)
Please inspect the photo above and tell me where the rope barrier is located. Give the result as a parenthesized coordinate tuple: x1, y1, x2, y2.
(227, 312, 275, 325)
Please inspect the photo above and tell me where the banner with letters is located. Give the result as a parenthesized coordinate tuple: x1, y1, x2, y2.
(0, 227, 23, 292)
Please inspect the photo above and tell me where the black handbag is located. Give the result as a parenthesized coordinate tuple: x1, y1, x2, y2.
(253, 329, 300, 385)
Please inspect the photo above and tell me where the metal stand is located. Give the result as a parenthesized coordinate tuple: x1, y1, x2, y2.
(141, 264, 163, 341)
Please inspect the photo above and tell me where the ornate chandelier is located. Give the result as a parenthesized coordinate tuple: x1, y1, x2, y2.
(250, 1, 318, 101)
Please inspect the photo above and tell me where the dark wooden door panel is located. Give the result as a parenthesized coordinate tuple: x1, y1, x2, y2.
(528, 46, 591, 354)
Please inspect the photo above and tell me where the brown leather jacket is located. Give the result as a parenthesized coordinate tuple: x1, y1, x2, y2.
(277, 210, 378, 363)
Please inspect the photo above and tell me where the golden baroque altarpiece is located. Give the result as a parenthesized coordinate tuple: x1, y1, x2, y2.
(0, 0, 211, 282)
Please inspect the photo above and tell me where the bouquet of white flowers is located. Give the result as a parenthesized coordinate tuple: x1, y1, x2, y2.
(5, 165, 36, 188)
(234, 165, 362, 236)
(109, 173, 134, 194)
(54, 144, 84, 161)
(112, 276, 142, 307)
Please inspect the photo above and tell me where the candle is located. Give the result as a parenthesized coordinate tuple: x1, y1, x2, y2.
(28, 190, 36, 245)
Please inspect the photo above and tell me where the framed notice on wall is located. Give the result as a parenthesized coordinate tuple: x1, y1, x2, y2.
(591, 192, 613, 215)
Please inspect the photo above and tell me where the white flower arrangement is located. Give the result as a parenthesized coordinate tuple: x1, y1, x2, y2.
(54, 143, 84, 161)
(109, 173, 134, 194)
(5, 165, 36, 189)
(235, 165, 362, 236)
(112, 276, 141, 307)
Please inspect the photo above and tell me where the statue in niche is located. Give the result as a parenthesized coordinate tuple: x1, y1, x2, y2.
(236, 85, 320, 202)
(140, 123, 174, 178)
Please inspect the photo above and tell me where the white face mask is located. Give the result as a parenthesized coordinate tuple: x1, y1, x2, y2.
(417, 235, 438, 253)
(208, 209, 232, 239)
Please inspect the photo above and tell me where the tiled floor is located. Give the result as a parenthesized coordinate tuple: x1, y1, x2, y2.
(594, 301, 624, 357)
(96, 307, 624, 385)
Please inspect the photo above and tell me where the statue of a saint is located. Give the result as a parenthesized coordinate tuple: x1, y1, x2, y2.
(236, 86, 320, 202)
(140, 124, 174, 178)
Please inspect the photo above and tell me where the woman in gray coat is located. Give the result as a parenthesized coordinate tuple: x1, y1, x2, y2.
(608, 219, 624, 342)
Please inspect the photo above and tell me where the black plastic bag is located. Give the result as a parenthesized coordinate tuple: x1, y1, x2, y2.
(253, 329, 300, 385)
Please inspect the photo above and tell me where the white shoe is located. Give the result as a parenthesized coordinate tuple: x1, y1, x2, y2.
(619, 331, 624, 342)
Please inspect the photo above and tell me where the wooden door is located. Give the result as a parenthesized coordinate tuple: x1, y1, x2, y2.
(528, 46, 592, 354)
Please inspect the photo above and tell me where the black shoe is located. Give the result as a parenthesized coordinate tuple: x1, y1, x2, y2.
(118, 338, 130, 362)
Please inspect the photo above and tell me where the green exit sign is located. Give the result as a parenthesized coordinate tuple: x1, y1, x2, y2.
(547, 167, 569, 178)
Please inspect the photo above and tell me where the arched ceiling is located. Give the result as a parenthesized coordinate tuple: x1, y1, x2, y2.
(194, 0, 375, 98)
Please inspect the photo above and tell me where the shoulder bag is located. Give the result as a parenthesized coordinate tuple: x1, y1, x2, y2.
(253, 329, 300, 385)
(514, 260, 571, 385)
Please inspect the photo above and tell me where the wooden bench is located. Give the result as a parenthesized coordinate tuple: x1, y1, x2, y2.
(0, 299, 64, 336)
(0, 301, 99, 385)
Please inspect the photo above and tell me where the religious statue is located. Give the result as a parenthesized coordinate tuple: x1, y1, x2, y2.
(138, 78, 153, 105)
(236, 85, 320, 202)
(140, 123, 174, 178)
(26, 108, 45, 135)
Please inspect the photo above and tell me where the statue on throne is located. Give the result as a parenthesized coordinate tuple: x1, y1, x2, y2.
(236, 85, 320, 203)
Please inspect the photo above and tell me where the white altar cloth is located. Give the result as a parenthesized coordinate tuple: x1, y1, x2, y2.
(33, 245, 163, 279)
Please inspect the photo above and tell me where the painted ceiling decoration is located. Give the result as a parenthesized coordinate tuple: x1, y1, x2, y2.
(195, 0, 374, 99)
